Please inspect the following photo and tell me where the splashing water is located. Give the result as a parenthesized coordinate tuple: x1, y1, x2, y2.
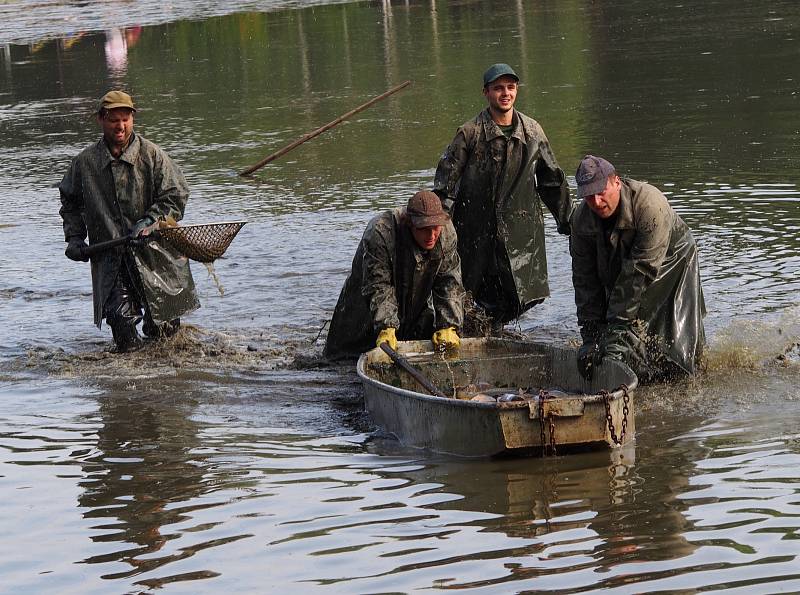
(705, 306, 800, 371)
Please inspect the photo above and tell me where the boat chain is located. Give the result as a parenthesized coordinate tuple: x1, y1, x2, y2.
(538, 389, 557, 457)
(601, 384, 630, 445)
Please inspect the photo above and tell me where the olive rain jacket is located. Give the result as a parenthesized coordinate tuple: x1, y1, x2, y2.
(59, 132, 200, 327)
(570, 178, 705, 375)
(324, 208, 465, 360)
(433, 108, 572, 321)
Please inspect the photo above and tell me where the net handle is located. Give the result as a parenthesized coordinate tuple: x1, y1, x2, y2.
(160, 220, 248, 229)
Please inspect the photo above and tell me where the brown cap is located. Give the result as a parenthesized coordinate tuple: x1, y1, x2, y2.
(98, 90, 136, 113)
(406, 191, 449, 228)
(575, 154, 616, 198)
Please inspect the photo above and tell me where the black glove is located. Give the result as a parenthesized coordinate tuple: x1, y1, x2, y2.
(599, 322, 632, 362)
(579, 320, 606, 345)
(577, 341, 600, 381)
(65, 237, 90, 262)
(130, 215, 156, 238)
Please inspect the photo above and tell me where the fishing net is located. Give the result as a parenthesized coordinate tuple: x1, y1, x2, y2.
(157, 221, 247, 263)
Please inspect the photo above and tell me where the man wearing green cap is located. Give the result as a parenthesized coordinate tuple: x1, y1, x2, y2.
(324, 191, 465, 360)
(433, 63, 571, 330)
(59, 90, 199, 352)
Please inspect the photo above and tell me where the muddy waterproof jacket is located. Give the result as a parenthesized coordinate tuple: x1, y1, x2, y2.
(570, 178, 705, 374)
(59, 132, 200, 327)
(433, 108, 571, 320)
(324, 208, 465, 360)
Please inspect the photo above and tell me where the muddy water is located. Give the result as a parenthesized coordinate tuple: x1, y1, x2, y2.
(2, 0, 800, 592)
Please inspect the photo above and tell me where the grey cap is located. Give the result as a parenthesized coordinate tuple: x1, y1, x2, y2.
(575, 155, 616, 198)
(483, 63, 519, 87)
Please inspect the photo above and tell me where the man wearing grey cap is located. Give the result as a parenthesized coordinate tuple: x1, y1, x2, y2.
(570, 155, 705, 381)
(325, 191, 465, 360)
(59, 90, 199, 352)
(433, 63, 571, 330)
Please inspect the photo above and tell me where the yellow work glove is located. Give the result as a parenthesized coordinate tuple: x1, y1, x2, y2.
(432, 327, 460, 352)
(376, 327, 398, 350)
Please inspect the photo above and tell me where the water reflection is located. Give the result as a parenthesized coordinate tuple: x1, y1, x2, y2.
(381, 447, 697, 591)
(103, 27, 142, 80)
(665, 418, 800, 593)
(76, 388, 224, 585)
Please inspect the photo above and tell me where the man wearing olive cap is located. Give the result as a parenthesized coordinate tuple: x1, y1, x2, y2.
(324, 191, 465, 359)
(59, 90, 199, 352)
(433, 63, 571, 330)
(570, 154, 705, 382)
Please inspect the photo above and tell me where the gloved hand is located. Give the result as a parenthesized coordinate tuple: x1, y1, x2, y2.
(577, 341, 600, 381)
(432, 327, 460, 352)
(376, 327, 397, 350)
(579, 320, 606, 345)
(599, 322, 631, 362)
(65, 237, 90, 262)
(130, 215, 156, 238)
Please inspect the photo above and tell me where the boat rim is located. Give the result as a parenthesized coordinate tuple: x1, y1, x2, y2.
(356, 340, 637, 409)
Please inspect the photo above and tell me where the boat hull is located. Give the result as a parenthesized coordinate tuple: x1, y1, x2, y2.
(357, 338, 637, 457)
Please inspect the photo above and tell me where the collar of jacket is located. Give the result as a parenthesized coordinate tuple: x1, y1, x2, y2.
(96, 131, 141, 167)
(614, 179, 637, 230)
(478, 108, 528, 144)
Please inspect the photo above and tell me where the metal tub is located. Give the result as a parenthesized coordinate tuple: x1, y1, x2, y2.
(357, 337, 637, 457)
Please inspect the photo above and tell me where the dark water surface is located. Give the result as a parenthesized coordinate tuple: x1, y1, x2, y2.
(2, 1, 800, 592)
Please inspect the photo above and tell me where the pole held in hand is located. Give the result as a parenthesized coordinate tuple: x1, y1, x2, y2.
(78, 234, 143, 259)
(239, 80, 412, 177)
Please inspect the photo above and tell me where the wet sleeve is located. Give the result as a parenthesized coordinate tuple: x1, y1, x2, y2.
(58, 157, 88, 241)
(361, 228, 401, 332)
(432, 128, 471, 213)
(606, 193, 673, 323)
(145, 149, 190, 223)
(432, 227, 465, 331)
(570, 228, 606, 342)
(534, 131, 572, 235)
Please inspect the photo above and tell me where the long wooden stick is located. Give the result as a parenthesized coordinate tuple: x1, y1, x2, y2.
(379, 343, 448, 399)
(239, 80, 412, 177)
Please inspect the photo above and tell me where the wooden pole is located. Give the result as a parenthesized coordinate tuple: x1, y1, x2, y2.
(239, 80, 411, 177)
(379, 343, 448, 399)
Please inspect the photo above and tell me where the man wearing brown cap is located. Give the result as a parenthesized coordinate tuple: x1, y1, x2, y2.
(433, 63, 571, 330)
(324, 191, 465, 359)
(59, 90, 199, 352)
(570, 155, 705, 382)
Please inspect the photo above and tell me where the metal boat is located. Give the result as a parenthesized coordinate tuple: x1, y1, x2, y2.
(357, 337, 637, 457)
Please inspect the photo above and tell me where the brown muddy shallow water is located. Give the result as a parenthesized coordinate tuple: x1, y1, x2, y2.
(2, 0, 800, 592)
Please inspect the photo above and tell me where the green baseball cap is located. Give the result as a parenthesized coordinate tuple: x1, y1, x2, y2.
(483, 63, 519, 87)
